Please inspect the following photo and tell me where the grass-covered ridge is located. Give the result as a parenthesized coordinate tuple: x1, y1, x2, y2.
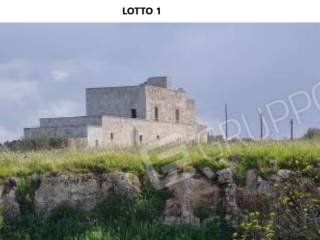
(0, 141, 319, 180)
(0, 141, 319, 240)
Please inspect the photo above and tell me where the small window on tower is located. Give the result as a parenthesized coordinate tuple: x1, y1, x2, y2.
(131, 109, 137, 118)
(139, 135, 143, 143)
(157, 135, 160, 140)
(155, 106, 159, 121)
(110, 133, 114, 140)
(175, 109, 180, 123)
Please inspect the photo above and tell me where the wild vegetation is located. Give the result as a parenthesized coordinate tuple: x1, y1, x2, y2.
(0, 186, 232, 240)
(0, 134, 67, 152)
(0, 140, 319, 239)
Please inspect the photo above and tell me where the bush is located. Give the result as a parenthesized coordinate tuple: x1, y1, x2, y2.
(3, 134, 67, 152)
(235, 170, 320, 240)
(303, 128, 320, 140)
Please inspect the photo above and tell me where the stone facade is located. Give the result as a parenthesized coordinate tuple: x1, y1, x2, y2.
(24, 76, 207, 147)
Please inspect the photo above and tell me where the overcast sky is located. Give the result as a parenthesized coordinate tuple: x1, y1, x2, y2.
(1, 24, 320, 142)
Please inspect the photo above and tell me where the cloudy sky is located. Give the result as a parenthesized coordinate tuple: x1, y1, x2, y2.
(1, 24, 320, 142)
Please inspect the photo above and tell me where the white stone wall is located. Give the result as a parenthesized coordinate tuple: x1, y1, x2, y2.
(98, 116, 207, 148)
(40, 116, 102, 127)
(86, 86, 146, 118)
(87, 126, 103, 147)
(145, 85, 196, 124)
(24, 78, 204, 148)
(85, 83, 196, 125)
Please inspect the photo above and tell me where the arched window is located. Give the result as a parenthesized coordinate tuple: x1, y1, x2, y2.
(155, 106, 159, 121)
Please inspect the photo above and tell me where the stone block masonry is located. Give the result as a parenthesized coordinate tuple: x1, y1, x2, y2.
(24, 76, 207, 147)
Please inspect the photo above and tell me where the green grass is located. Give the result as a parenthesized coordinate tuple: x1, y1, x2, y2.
(0, 141, 319, 182)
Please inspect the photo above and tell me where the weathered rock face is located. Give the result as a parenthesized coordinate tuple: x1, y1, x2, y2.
(164, 177, 219, 226)
(0, 172, 141, 218)
(35, 174, 113, 216)
(35, 172, 141, 216)
(199, 167, 216, 179)
(111, 172, 141, 199)
(0, 178, 20, 218)
(1, 167, 315, 228)
(163, 168, 275, 227)
(217, 168, 234, 184)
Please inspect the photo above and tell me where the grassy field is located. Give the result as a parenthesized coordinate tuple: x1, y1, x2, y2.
(0, 140, 319, 180)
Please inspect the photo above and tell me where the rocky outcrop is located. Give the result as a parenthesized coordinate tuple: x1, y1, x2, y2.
(0, 172, 141, 218)
(0, 167, 315, 228)
(35, 174, 113, 216)
(0, 178, 20, 218)
(164, 177, 219, 226)
(35, 172, 141, 216)
(217, 168, 234, 184)
(163, 167, 273, 227)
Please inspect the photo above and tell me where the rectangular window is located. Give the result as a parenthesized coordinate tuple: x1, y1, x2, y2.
(155, 107, 159, 121)
(139, 135, 143, 143)
(110, 133, 114, 140)
(175, 109, 180, 123)
(131, 109, 137, 118)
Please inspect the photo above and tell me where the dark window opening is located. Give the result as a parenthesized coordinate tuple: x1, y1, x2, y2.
(131, 109, 137, 118)
(155, 107, 159, 121)
(157, 135, 160, 140)
(110, 133, 114, 140)
(175, 109, 180, 123)
(139, 135, 143, 143)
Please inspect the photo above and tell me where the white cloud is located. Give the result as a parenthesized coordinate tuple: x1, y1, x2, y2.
(0, 126, 20, 143)
(38, 100, 82, 118)
(50, 69, 69, 81)
(0, 80, 38, 105)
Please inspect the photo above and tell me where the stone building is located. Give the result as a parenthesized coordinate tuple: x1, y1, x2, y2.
(24, 77, 207, 147)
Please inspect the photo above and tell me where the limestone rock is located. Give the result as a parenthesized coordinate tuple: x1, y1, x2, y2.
(225, 183, 239, 214)
(245, 169, 258, 189)
(112, 172, 141, 199)
(277, 169, 293, 180)
(199, 167, 216, 179)
(217, 168, 234, 184)
(34, 172, 141, 216)
(269, 174, 281, 183)
(0, 177, 20, 218)
(257, 179, 272, 195)
(164, 177, 219, 226)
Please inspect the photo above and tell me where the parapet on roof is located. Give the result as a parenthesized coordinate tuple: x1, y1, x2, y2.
(141, 76, 171, 89)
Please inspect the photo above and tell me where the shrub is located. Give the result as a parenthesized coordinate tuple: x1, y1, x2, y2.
(3, 134, 67, 152)
(303, 128, 320, 140)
